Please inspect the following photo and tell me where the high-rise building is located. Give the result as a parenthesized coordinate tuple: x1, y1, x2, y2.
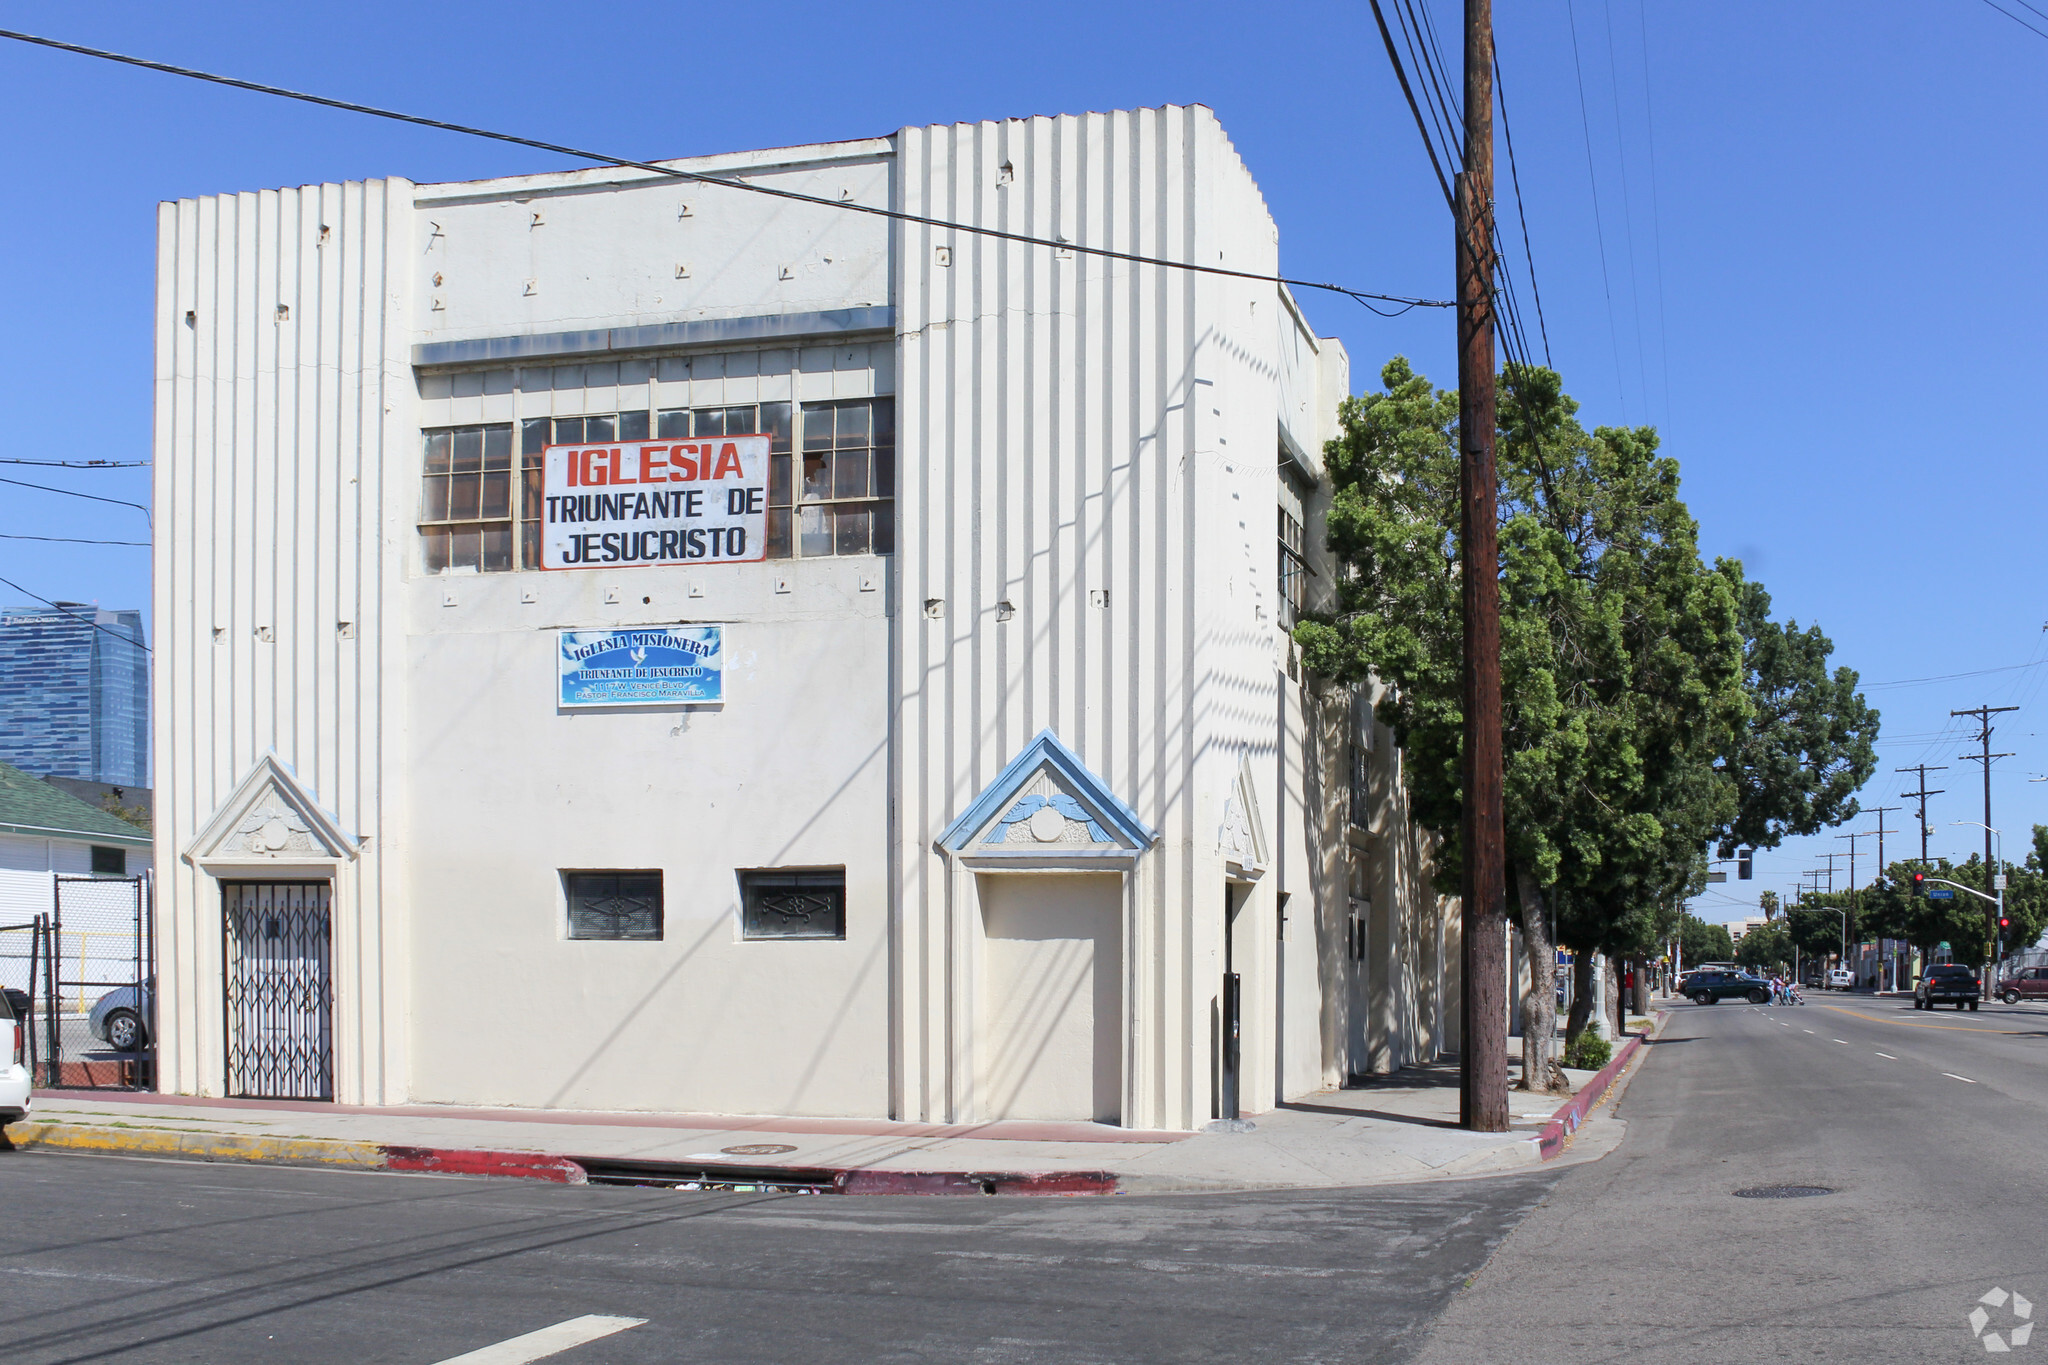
(0, 604, 149, 788)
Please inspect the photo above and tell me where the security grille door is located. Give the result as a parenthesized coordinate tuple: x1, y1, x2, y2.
(224, 882, 333, 1100)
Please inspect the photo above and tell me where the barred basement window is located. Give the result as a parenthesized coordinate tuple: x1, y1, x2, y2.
(739, 869, 846, 940)
(564, 871, 663, 941)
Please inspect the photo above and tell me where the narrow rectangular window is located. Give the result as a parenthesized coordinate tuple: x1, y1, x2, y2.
(1278, 506, 1307, 629)
(739, 869, 846, 940)
(565, 871, 664, 941)
(89, 846, 126, 876)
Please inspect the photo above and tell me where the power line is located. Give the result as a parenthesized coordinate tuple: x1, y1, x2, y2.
(0, 574, 152, 653)
(1494, 51, 1553, 366)
(0, 27, 1448, 318)
(1861, 658, 2048, 690)
(0, 532, 148, 547)
(1599, 0, 1653, 419)
(1633, 0, 1674, 425)
(0, 459, 149, 468)
(0, 474, 150, 524)
(1566, 0, 1631, 421)
(1979, 0, 2048, 40)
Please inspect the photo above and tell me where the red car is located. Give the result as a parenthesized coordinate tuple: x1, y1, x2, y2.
(2000, 966, 2048, 1005)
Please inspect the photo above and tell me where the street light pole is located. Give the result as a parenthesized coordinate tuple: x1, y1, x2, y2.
(1952, 820, 2005, 988)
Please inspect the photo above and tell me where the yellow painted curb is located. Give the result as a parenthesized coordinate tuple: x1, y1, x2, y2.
(7, 1121, 386, 1171)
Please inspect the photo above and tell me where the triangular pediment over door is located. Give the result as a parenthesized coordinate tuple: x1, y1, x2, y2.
(185, 751, 360, 865)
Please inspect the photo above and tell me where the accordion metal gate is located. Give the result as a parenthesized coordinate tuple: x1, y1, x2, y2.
(222, 881, 333, 1100)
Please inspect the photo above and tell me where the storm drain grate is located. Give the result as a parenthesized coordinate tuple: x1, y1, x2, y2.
(1733, 1185, 1835, 1199)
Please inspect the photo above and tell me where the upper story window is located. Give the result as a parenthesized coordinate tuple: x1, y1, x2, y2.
(1278, 506, 1308, 629)
(418, 396, 894, 572)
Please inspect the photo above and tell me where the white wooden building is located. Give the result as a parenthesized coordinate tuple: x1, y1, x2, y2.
(152, 105, 1457, 1129)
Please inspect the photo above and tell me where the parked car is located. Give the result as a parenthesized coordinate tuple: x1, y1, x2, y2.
(1687, 970, 1773, 1005)
(1827, 969, 1856, 991)
(1916, 964, 1981, 1011)
(0, 986, 32, 1127)
(2002, 966, 2048, 1005)
(88, 983, 153, 1052)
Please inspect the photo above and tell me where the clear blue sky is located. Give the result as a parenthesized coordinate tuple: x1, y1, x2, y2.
(1, 1, 2041, 913)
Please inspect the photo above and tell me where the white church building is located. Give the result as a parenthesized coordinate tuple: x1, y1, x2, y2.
(151, 105, 1457, 1130)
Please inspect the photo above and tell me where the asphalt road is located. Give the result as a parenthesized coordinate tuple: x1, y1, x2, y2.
(0, 1147, 1559, 1365)
(1413, 992, 2048, 1364)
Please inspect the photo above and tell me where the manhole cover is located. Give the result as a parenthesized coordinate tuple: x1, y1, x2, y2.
(720, 1143, 798, 1157)
(1733, 1185, 1834, 1199)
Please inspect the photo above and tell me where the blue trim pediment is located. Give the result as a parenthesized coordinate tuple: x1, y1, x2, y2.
(938, 730, 1157, 854)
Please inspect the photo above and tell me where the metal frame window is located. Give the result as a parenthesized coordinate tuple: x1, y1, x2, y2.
(88, 846, 125, 875)
(564, 871, 664, 941)
(419, 396, 893, 573)
(739, 869, 846, 941)
(1279, 506, 1308, 629)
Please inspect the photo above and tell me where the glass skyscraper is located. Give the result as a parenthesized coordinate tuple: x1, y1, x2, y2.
(0, 604, 149, 788)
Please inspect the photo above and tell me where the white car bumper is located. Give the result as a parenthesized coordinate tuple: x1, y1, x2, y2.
(0, 1061, 31, 1124)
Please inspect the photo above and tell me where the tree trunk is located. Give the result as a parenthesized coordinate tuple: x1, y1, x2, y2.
(1605, 955, 1623, 1037)
(1566, 951, 1598, 1043)
(1514, 869, 1571, 1093)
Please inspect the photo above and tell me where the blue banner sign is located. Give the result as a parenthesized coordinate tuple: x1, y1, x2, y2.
(558, 626, 724, 708)
(1927, 887, 1955, 899)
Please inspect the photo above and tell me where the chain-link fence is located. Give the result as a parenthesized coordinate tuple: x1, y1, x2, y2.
(0, 876, 154, 1090)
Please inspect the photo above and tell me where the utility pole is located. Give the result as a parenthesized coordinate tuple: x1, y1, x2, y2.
(1896, 764, 1947, 864)
(1837, 830, 1869, 986)
(1953, 704, 2017, 971)
(1455, 0, 1508, 1133)
(1817, 852, 1843, 897)
(1864, 808, 1900, 989)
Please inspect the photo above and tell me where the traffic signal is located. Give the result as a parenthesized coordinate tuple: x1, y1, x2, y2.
(1738, 848, 1753, 880)
(1913, 872, 1926, 891)
(2001, 917, 2011, 931)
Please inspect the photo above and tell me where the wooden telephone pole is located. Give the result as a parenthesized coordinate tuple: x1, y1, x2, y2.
(1458, 0, 1509, 1133)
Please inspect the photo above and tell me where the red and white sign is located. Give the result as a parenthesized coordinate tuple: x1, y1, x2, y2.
(540, 437, 769, 569)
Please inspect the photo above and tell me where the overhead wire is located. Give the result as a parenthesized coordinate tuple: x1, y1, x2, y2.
(0, 474, 150, 524)
(0, 533, 149, 547)
(1565, 0, 1632, 422)
(1598, 0, 1654, 420)
(1493, 50, 1553, 366)
(1633, 0, 1674, 425)
(0, 459, 149, 468)
(0, 574, 152, 652)
(1979, 0, 2048, 40)
(0, 27, 1448, 317)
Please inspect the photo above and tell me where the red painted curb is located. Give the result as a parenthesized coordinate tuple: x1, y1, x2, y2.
(1536, 1027, 1651, 1160)
(381, 1145, 588, 1184)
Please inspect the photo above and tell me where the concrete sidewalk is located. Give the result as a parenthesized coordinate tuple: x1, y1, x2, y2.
(5, 1021, 1659, 1195)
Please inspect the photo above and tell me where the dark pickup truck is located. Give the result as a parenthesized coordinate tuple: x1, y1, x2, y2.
(1687, 970, 1773, 1005)
(1916, 964, 1981, 1011)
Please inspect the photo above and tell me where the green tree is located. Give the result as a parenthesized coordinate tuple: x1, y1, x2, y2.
(1736, 921, 1794, 975)
(1296, 359, 1747, 1081)
(1757, 890, 1780, 921)
(1677, 913, 1735, 965)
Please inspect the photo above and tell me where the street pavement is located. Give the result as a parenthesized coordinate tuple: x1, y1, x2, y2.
(1412, 991, 2048, 1364)
(0, 1147, 1559, 1364)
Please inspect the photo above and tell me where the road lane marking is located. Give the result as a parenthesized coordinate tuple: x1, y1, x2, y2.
(1815, 1005, 2023, 1034)
(1876, 1052, 1898, 1059)
(432, 1316, 647, 1365)
(1942, 1073, 1977, 1084)
(1833, 1039, 1849, 1044)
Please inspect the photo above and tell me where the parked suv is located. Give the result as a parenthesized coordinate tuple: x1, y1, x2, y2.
(2001, 966, 2048, 1005)
(1687, 970, 1773, 1005)
(0, 986, 32, 1128)
(1916, 964, 1981, 1011)
(1826, 969, 1856, 991)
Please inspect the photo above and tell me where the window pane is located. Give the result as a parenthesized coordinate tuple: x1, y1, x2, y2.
(834, 504, 871, 556)
(620, 409, 650, 441)
(872, 500, 895, 555)
(521, 417, 550, 461)
(450, 526, 483, 571)
(448, 472, 481, 520)
(481, 523, 512, 572)
(452, 427, 483, 473)
(721, 405, 758, 434)
(566, 871, 664, 941)
(799, 505, 832, 557)
(553, 417, 585, 446)
(766, 507, 792, 560)
(481, 470, 511, 520)
(522, 467, 543, 521)
(483, 424, 513, 469)
(424, 430, 452, 475)
(656, 408, 688, 439)
(769, 453, 792, 508)
(835, 401, 870, 449)
(833, 448, 870, 500)
(873, 446, 895, 496)
(421, 527, 449, 573)
(801, 452, 831, 501)
(802, 405, 834, 452)
(695, 407, 726, 437)
(421, 474, 450, 522)
(872, 397, 894, 449)
(520, 522, 539, 570)
(762, 402, 793, 454)
(740, 870, 846, 940)
(585, 414, 616, 442)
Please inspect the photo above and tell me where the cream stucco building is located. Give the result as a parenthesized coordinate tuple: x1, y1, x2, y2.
(152, 105, 1457, 1130)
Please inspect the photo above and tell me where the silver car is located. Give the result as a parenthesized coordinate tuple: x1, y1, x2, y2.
(88, 983, 152, 1052)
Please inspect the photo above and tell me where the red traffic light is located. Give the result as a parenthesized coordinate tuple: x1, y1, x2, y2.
(1913, 872, 1926, 887)
(2001, 917, 2011, 930)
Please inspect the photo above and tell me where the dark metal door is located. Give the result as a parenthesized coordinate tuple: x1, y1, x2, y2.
(223, 882, 333, 1100)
